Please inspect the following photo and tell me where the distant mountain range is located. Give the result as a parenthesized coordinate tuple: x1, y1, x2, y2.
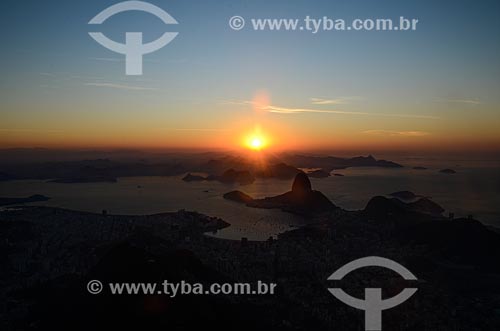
(0, 151, 402, 184)
(281, 154, 402, 172)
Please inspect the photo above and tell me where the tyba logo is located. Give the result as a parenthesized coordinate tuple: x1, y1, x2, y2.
(88, 1, 178, 75)
(327, 256, 418, 331)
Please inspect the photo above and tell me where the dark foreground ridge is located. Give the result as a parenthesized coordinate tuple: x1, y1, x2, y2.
(1, 195, 500, 330)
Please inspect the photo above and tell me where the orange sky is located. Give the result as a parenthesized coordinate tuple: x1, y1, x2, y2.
(2, 89, 500, 153)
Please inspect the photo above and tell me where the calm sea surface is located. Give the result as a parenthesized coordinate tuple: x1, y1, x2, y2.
(1, 157, 499, 240)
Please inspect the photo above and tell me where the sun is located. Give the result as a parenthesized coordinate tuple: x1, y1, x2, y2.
(249, 136, 264, 150)
(242, 125, 270, 151)
(245, 133, 267, 151)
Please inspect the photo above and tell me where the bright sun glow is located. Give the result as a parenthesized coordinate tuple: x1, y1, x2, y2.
(245, 132, 268, 151)
(249, 136, 264, 150)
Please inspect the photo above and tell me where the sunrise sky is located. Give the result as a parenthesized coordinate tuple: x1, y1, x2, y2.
(1, 0, 499, 153)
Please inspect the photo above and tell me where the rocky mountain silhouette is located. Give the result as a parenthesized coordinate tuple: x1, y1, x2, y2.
(224, 173, 336, 215)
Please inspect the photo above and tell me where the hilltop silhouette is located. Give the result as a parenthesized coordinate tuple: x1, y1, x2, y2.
(224, 172, 336, 215)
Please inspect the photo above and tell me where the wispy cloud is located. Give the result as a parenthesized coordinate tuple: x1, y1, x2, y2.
(40, 72, 105, 81)
(166, 128, 229, 132)
(262, 105, 365, 115)
(0, 128, 63, 133)
(362, 130, 431, 137)
(220, 100, 251, 106)
(224, 99, 439, 119)
(84, 82, 159, 91)
(310, 97, 359, 105)
(437, 98, 482, 105)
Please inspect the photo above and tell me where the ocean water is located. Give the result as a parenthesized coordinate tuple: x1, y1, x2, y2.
(1, 160, 499, 240)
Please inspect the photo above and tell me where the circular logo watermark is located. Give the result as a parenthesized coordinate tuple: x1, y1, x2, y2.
(328, 257, 418, 331)
(88, 1, 179, 75)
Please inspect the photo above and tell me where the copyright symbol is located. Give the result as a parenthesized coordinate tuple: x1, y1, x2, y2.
(229, 16, 245, 30)
(87, 280, 103, 294)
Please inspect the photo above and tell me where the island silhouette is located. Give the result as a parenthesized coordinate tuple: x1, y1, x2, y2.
(224, 172, 336, 215)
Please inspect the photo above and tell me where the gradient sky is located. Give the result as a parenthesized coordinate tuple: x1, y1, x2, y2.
(1, 0, 499, 152)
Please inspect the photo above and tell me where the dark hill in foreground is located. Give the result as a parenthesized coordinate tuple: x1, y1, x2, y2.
(2, 193, 500, 330)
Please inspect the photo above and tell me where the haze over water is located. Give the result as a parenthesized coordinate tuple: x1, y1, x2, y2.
(2, 154, 498, 240)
